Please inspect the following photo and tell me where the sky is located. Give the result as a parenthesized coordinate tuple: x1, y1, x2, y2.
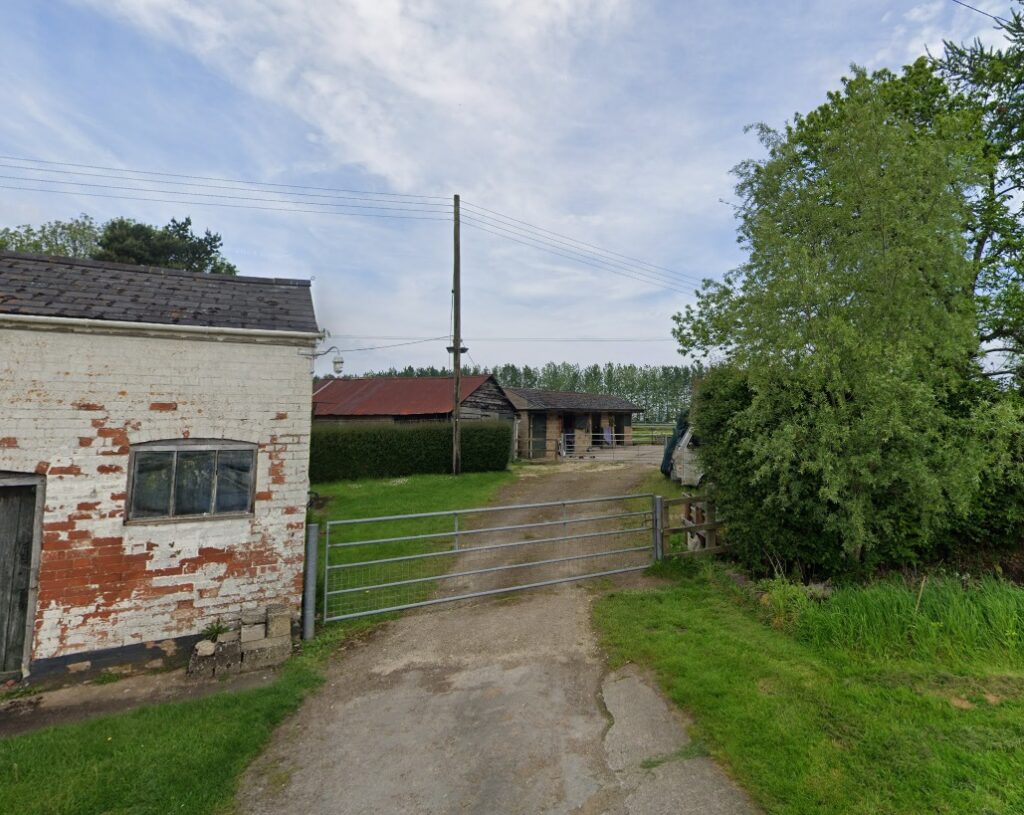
(0, 0, 1012, 375)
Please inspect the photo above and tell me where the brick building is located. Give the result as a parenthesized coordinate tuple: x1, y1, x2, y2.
(0, 251, 319, 680)
(502, 387, 642, 460)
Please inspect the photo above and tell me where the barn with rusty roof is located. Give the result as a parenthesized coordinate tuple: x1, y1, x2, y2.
(312, 374, 517, 424)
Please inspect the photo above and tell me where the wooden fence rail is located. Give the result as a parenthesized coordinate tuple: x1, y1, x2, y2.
(658, 494, 726, 557)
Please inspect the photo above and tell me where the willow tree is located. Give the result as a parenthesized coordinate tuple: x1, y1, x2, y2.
(674, 63, 1018, 575)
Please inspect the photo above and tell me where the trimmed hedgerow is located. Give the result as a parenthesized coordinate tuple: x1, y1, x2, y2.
(309, 421, 512, 481)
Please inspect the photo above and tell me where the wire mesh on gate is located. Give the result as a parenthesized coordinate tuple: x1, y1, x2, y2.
(323, 493, 655, 620)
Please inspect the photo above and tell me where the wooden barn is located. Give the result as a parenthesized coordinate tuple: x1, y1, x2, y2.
(312, 375, 517, 424)
(503, 387, 643, 460)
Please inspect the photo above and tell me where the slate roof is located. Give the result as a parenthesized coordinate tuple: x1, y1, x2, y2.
(0, 251, 318, 333)
(503, 387, 642, 413)
(313, 375, 494, 417)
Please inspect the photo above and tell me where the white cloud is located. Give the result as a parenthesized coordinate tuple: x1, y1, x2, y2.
(4, 0, 1016, 374)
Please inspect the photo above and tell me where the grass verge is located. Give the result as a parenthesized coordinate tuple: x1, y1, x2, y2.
(594, 560, 1024, 815)
(0, 620, 376, 815)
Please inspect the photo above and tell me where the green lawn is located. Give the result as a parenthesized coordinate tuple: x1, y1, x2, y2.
(594, 561, 1024, 814)
(1, 469, 518, 815)
(0, 621, 373, 815)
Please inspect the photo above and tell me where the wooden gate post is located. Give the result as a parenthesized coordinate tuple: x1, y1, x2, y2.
(652, 495, 664, 561)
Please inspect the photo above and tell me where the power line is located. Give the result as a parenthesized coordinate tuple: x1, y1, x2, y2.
(331, 335, 449, 352)
(0, 155, 448, 200)
(2, 156, 702, 293)
(948, 0, 1011, 24)
(0, 162, 452, 208)
(459, 210, 700, 289)
(461, 218, 692, 294)
(0, 173, 450, 214)
(0, 183, 453, 221)
(461, 199, 701, 286)
(328, 334, 676, 342)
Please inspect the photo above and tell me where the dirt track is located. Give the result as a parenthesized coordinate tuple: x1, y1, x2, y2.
(236, 462, 759, 815)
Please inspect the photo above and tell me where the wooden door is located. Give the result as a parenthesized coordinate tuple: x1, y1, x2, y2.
(0, 486, 35, 675)
(530, 413, 547, 459)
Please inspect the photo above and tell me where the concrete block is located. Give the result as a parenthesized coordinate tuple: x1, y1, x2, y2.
(241, 623, 266, 642)
(241, 608, 265, 626)
(241, 634, 291, 653)
(214, 638, 241, 676)
(266, 605, 291, 639)
(240, 635, 292, 670)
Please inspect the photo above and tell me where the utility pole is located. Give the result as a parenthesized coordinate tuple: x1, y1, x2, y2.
(451, 193, 462, 475)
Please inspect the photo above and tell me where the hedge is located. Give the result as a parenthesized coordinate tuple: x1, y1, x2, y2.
(309, 420, 513, 481)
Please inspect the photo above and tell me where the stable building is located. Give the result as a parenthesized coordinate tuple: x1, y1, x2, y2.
(312, 374, 516, 424)
(502, 387, 643, 460)
(0, 251, 319, 681)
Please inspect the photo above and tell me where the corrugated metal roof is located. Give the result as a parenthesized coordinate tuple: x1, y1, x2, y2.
(313, 375, 493, 417)
(0, 251, 318, 333)
(502, 387, 642, 413)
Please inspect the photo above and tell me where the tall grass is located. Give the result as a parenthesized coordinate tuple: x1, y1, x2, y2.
(759, 575, 1024, 670)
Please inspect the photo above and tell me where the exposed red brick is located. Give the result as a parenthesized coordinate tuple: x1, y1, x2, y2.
(91, 418, 106, 429)
(149, 402, 178, 412)
(43, 521, 75, 533)
(78, 437, 94, 447)
(77, 501, 101, 511)
(49, 465, 82, 476)
(110, 491, 127, 501)
(254, 490, 273, 501)
(282, 505, 303, 515)
(71, 401, 105, 411)
(91, 536, 124, 547)
(97, 464, 124, 474)
(98, 446, 129, 457)
(35, 461, 50, 474)
(274, 411, 289, 420)
(0, 437, 17, 448)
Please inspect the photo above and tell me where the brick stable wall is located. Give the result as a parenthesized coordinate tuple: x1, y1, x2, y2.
(0, 324, 313, 666)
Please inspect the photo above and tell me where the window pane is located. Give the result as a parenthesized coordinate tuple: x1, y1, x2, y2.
(131, 452, 173, 518)
(215, 450, 254, 513)
(174, 451, 216, 515)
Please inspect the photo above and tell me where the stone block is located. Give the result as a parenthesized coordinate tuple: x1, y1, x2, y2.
(240, 635, 292, 670)
(241, 623, 266, 642)
(266, 605, 291, 639)
(214, 638, 241, 676)
(188, 640, 216, 678)
(195, 639, 215, 657)
(216, 630, 240, 644)
(240, 608, 265, 626)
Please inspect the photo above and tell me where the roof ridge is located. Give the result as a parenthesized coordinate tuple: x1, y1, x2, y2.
(0, 250, 310, 287)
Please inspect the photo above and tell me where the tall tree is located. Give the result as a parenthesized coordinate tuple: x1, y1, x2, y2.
(938, 8, 1024, 378)
(0, 213, 238, 274)
(675, 64, 1014, 573)
(95, 216, 238, 275)
(0, 214, 100, 257)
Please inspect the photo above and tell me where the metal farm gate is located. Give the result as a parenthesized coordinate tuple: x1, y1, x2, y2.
(318, 493, 659, 622)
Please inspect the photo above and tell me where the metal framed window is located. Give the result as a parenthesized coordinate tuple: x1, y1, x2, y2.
(126, 440, 258, 523)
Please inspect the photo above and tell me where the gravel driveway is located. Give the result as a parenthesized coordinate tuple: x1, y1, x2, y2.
(236, 463, 759, 815)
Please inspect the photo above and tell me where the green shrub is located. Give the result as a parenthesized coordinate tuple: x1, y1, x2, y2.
(309, 421, 512, 481)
